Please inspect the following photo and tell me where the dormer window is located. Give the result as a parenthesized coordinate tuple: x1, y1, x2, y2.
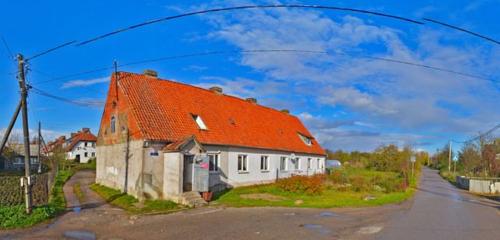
(191, 114, 208, 130)
(111, 116, 116, 133)
(298, 133, 312, 146)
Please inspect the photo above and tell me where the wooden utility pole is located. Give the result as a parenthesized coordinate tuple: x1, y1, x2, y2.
(448, 141, 452, 172)
(37, 121, 42, 173)
(17, 54, 32, 214)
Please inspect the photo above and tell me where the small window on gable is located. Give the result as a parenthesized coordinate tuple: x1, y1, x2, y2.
(298, 133, 312, 146)
(111, 116, 116, 133)
(192, 114, 208, 130)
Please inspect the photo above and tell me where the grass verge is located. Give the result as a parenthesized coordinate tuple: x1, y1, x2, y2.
(215, 168, 417, 208)
(73, 183, 85, 203)
(90, 184, 184, 214)
(0, 169, 74, 229)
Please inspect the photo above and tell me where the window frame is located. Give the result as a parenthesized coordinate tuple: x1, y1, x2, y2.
(298, 133, 313, 146)
(237, 154, 248, 173)
(260, 155, 269, 171)
(191, 114, 208, 130)
(307, 158, 312, 169)
(279, 156, 288, 171)
(110, 116, 116, 133)
(208, 153, 220, 172)
(292, 157, 300, 170)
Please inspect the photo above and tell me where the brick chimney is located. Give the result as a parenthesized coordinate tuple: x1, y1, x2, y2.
(143, 69, 158, 78)
(82, 128, 90, 133)
(281, 109, 290, 114)
(245, 98, 257, 104)
(209, 86, 223, 94)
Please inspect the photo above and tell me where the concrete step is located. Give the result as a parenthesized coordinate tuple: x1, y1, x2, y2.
(180, 192, 207, 207)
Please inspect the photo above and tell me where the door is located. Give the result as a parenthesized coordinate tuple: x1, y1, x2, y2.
(183, 155, 194, 192)
(75, 154, 81, 163)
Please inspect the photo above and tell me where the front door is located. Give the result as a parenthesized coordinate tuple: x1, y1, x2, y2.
(183, 155, 194, 192)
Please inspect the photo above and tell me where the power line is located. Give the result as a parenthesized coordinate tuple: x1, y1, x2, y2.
(29, 85, 104, 107)
(76, 4, 423, 46)
(452, 123, 500, 144)
(31, 49, 498, 86)
(26, 40, 76, 61)
(423, 18, 500, 46)
(1, 36, 14, 60)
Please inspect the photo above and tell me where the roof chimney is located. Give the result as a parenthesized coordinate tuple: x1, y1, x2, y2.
(82, 128, 90, 133)
(209, 86, 223, 94)
(143, 69, 158, 78)
(245, 98, 257, 104)
(281, 109, 290, 114)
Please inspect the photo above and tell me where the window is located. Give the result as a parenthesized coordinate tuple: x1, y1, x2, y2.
(92, 142, 96, 147)
(91, 152, 95, 157)
(237, 155, 248, 172)
(260, 156, 269, 171)
(317, 158, 322, 169)
(84, 152, 88, 157)
(111, 116, 116, 133)
(209, 154, 219, 172)
(307, 158, 312, 169)
(31, 157, 39, 164)
(192, 114, 208, 130)
(14, 157, 23, 165)
(292, 157, 300, 170)
(298, 133, 313, 146)
(280, 157, 287, 171)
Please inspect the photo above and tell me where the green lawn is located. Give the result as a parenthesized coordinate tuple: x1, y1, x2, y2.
(90, 184, 185, 214)
(215, 168, 416, 208)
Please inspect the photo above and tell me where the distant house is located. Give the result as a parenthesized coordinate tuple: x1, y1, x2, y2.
(96, 71, 326, 204)
(0, 144, 43, 171)
(47, 128, 97, 163)
(65, 128, 97, 163)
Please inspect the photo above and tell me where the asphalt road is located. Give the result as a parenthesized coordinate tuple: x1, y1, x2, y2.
(372, 168, 500, 240)
(1, 168, 499, 240)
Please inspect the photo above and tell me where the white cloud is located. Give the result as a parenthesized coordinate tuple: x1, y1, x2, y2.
(190, 1, 500, 150)
(61, 77, 109, 89)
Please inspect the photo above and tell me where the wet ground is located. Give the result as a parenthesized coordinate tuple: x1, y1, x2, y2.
(1, 168, 498, 240)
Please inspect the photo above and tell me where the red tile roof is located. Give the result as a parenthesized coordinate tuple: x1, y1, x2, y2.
(107, 72, 325, 156)
(66, 129, 97, 152)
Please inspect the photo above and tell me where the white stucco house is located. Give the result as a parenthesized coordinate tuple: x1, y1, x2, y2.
(96, 70, 326, 205)
(65, 128, 97, 163)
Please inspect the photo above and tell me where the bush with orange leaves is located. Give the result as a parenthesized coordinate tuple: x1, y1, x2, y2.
(276, 174, 326, 195)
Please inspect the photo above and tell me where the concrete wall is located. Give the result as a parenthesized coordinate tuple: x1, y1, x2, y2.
(96, 140, 144, 199)
(67, 141, 96, 163)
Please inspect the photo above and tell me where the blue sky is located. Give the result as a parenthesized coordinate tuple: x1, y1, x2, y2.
(1, 0, 499, 152)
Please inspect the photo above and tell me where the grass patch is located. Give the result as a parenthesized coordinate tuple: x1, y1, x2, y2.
(216, 167, 417, 208)
(90, 184, 183, 214)
(0, 169, 74, 229)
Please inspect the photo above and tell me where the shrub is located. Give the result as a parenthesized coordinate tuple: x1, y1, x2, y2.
(328, 169, 348, 184)
(276, 175, 325, 195)
(349, 175, 370, 192)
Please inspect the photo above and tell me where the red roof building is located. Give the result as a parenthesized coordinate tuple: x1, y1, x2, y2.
(96, 70, 326, 203)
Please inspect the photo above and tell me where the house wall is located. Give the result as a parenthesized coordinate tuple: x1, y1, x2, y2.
(96, 140, 144, 199)
(204, 145, 326, 189)
(141, 143, 166, 199)
(67, 141, 96, 163)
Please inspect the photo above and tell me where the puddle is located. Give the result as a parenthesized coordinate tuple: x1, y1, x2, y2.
(319, 211, 339, 217)
(357, 226, 383, 235)
(63, 230, 96, 240)
(73, 207, 82, 214)
(302, 224, 331, 235)
(283, 212, 296, 216)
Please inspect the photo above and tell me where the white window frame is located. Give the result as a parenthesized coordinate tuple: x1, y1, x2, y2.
(317, 158, 322, 169)
(298, 133, 312, 146)
(192, 114, 208, 130)
(292, 157, 300, 170)
(91, 152, 95, 157)
(280, 156, 288, 171)
(237, 154, 248, 173)
(307, 158, 312, 169)
(208, 153, 220, 172)
(260, 155, 269, 171)
(14, 157, 23, 165)
(31, 157, 39, 164)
